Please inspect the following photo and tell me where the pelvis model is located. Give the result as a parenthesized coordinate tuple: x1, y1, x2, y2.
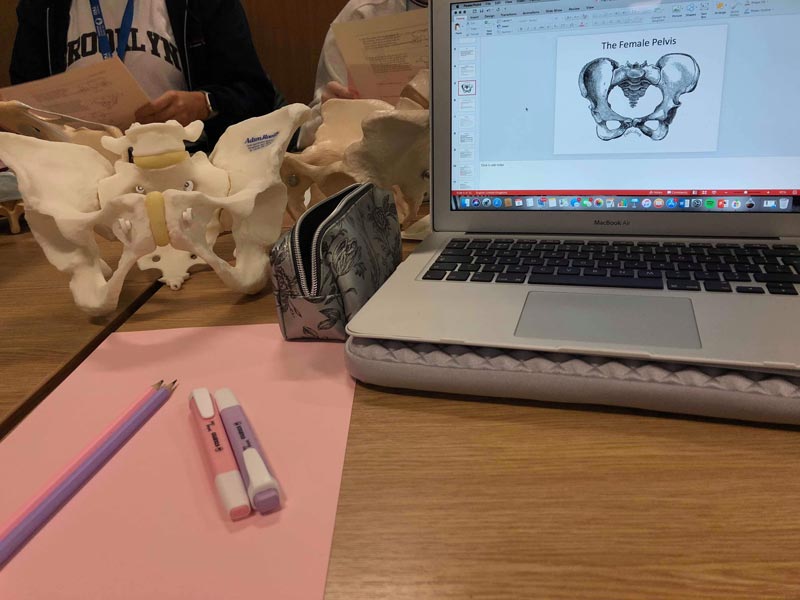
(0, 104, 310, 315)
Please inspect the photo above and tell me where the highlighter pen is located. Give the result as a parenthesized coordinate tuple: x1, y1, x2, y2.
(189, 388, 251, 521)
(214, 388, 282, 514)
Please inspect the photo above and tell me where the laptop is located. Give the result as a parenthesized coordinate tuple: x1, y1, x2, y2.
(347, 0, 800, 373)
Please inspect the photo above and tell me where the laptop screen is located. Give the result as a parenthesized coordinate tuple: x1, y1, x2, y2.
(449, 0, 800, 215)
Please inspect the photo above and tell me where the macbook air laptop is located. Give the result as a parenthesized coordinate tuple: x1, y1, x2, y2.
(347, 0, 800, 373)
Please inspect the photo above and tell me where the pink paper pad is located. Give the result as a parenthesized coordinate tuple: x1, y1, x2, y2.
(0, 324, 355, 599)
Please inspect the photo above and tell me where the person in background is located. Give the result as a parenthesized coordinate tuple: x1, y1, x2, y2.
(299, 0, 428, 148)
(10, 0, 285, 147)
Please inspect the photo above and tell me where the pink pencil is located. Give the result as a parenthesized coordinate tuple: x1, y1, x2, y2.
(0, 380, 175, 567)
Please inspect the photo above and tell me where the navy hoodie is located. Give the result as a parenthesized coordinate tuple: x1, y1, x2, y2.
(11, 0, 286, 146)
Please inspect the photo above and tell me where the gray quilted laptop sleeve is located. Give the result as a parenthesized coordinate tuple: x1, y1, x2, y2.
(346, 337, 800, 425)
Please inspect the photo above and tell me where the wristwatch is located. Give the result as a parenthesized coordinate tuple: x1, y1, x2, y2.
(203, 91, 219, 120)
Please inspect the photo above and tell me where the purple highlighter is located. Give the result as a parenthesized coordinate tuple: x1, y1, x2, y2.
(214, 388, 282, 514)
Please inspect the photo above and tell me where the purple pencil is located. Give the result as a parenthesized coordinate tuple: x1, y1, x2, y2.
(0, 380, 178, 568)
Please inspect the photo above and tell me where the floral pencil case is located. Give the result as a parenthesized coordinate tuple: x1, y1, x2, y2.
(270, 183, 402, 341)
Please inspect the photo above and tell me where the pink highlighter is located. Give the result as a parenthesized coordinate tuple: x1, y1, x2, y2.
(189, 388, 251, 521)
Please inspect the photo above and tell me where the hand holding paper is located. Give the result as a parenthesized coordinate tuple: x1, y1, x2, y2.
(332, 10, 429, 104)
(135, 90, 210, 126)
(321, 81, 361, 103)
(0, 58, 149, 130)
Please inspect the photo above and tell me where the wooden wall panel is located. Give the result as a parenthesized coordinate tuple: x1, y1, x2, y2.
(242, 0, 347, 105)
(0, 0, 346, 100)
(0, 2, 17, 88)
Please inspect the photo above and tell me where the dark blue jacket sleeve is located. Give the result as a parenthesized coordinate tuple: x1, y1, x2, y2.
(10, 0, 53, 84)
(186, 0, 286, 145)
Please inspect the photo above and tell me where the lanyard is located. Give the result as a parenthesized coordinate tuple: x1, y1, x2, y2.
(90, 0, 135, 62)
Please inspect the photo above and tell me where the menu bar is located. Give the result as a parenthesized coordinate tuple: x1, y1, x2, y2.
(452, 0, 783, 38)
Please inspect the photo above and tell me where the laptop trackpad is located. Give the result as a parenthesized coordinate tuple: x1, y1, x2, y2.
(515, 291, 701, 349)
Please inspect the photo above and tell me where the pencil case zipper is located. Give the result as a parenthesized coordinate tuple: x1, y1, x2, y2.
(291, 183, 366, 297)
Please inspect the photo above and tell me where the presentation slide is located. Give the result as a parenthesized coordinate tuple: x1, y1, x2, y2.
(462, 11, 800, 193)
(553, 25, 727, 155)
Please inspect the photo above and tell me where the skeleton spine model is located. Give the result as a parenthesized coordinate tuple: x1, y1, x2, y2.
(579, 53, 700, 141)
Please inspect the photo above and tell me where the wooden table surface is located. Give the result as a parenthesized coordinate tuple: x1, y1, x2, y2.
(0, 224, 158, 437)
(3, 229, 800, 598)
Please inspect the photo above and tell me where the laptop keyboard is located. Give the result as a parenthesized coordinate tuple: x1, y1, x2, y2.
(423, 238, 800, 295)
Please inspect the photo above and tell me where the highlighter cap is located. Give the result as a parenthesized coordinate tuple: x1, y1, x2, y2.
(190, 388, 215, 418)
(253, 489, 281, 514)
(242, 447, 282, 514)
(215, 471, 251, 521)
(213, 387, 240, 411)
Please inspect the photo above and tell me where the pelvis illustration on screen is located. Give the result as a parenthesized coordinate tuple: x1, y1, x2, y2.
(579, 53, 700, 141)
